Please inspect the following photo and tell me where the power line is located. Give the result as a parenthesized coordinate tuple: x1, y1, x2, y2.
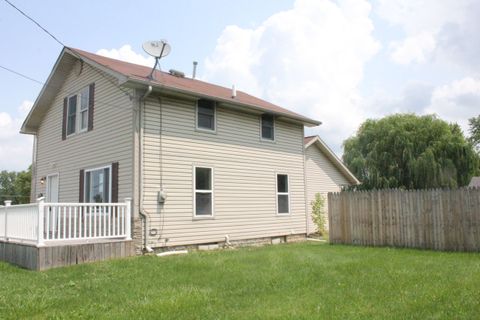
(2, 0, 134, 100)
(0, 64, 44, 85)
(0, 62, 135, 112)
(2, 0, 65, 47)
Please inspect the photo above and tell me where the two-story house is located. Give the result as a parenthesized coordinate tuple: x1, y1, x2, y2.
(20, 47, 357, 254)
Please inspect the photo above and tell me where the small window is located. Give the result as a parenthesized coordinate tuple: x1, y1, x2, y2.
(79, 87, 89, 131)
(277, 174, 289, 214)
(261, 114, 274, 140)
(85, 166, 111, 203)
(67, 95, 77, 135)
(197, 99, 215, 131)
(194, 167, 213, 216)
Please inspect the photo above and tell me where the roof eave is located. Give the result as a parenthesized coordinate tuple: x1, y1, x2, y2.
(124, 78, 321, 127)
(20, 48, 69, 134)
(306, 136, 360, 185)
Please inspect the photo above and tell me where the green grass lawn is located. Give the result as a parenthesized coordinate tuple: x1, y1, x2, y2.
(1, 242, 479, 319)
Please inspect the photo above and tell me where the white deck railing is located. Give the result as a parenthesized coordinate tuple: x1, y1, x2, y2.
(0, 198, 131, 246)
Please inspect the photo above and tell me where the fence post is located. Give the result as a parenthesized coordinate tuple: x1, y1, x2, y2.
(4, 200, 11, 240)
(125, 198, 132, 240)
(37, 197, 45, 247)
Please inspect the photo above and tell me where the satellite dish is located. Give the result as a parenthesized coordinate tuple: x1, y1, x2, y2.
(142, 40, 171, 80)
(142, 40, 171, 58)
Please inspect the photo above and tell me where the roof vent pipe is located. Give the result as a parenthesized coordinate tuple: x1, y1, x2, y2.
(232, 85, 236, 98)
(192, 61, 198, 79)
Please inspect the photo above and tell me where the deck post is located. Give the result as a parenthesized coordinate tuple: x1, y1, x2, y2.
(125, 198, 132, 240)
(37, 197, 45, 247)
(4, 200, 11, 240)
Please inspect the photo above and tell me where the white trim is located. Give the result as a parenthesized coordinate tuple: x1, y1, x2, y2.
(195, 100, 217, 134)
(304, 135, 360, 185)
(193, 165, 214, 219)
(45, 173, 59, 203)
(78, 86, 89, 133)
(260, 114, 275, 142)
(83, 164, 112, 203)
(275, 172, 291, 215)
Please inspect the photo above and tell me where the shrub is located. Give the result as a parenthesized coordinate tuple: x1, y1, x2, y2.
(311, 193, 327, 236)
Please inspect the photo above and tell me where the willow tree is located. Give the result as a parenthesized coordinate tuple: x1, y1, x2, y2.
(343, 114, 480, 190)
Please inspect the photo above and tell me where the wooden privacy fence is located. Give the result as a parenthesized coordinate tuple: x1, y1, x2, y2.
(328, 188, 480, 252)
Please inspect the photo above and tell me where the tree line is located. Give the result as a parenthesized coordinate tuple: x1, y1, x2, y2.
(0, 166, 31, 205)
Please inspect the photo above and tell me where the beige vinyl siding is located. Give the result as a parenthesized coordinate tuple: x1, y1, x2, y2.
(34, 61, 134, 203)
(142, 96, 307, 247)
(305, 144, 350, 233)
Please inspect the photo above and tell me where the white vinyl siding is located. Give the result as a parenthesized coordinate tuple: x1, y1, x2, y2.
(34, 60, 134, 205)
(142, 96, 307, 247)
(305, 144, 351, 233)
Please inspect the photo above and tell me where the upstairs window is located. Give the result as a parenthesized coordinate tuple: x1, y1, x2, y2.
(277, 174, 289, 214)
(197, 99, 216, 131)
(62, 83, 94, 140)
(194, 167, 213, 216)
(261, 114, 275, 140)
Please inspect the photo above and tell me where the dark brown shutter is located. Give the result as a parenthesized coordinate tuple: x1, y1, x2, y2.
(88, 83, 95, 131)
(62, 97, 68, 140)
(111, 162, 119, 203)
(79, 169, 85, 202)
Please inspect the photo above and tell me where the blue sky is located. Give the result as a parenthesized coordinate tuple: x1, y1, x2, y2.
(1, 0, 479, 171)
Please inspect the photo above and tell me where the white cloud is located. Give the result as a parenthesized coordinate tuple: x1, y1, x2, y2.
(18, 100, 33, 116)
(376, 0, 479, 69)
(425, 77, 480, 133)
(204, 0, 380, 153)
(96, 44, 155, 67)
(0, 101, 34, 171)
(390, 32, 435, 64)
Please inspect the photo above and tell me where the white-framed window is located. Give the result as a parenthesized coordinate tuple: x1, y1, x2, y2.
(194, 166, 214, 217)
(261, 114, 275, 141)
(66, 86, 89, 136)
(196, 99, 216, 132)
(84, 165, 111, 203)
(79, 86, 89, 132)
(276, 173, 290, 214)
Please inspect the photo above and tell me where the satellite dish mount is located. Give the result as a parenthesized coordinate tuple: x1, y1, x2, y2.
(142, 40, 171, 80)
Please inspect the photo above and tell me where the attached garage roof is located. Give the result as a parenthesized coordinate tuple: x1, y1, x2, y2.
(304, 135, 360, 185)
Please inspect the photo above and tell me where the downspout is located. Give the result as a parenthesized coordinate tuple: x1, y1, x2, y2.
(139, 85, 153, 252)
(31, 134, 38, 202)
(302, 127, 310, 236)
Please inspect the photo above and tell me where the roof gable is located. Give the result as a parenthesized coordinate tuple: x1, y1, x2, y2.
(305, 135, 360, 185)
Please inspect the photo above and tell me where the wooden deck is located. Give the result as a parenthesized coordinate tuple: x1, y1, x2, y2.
(0, 239, 135, 270)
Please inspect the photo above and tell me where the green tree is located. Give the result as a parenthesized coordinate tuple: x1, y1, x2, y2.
(0, 167, 31, 204)
(343, 114, 480, 190)
(469, 115, 480, 152)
